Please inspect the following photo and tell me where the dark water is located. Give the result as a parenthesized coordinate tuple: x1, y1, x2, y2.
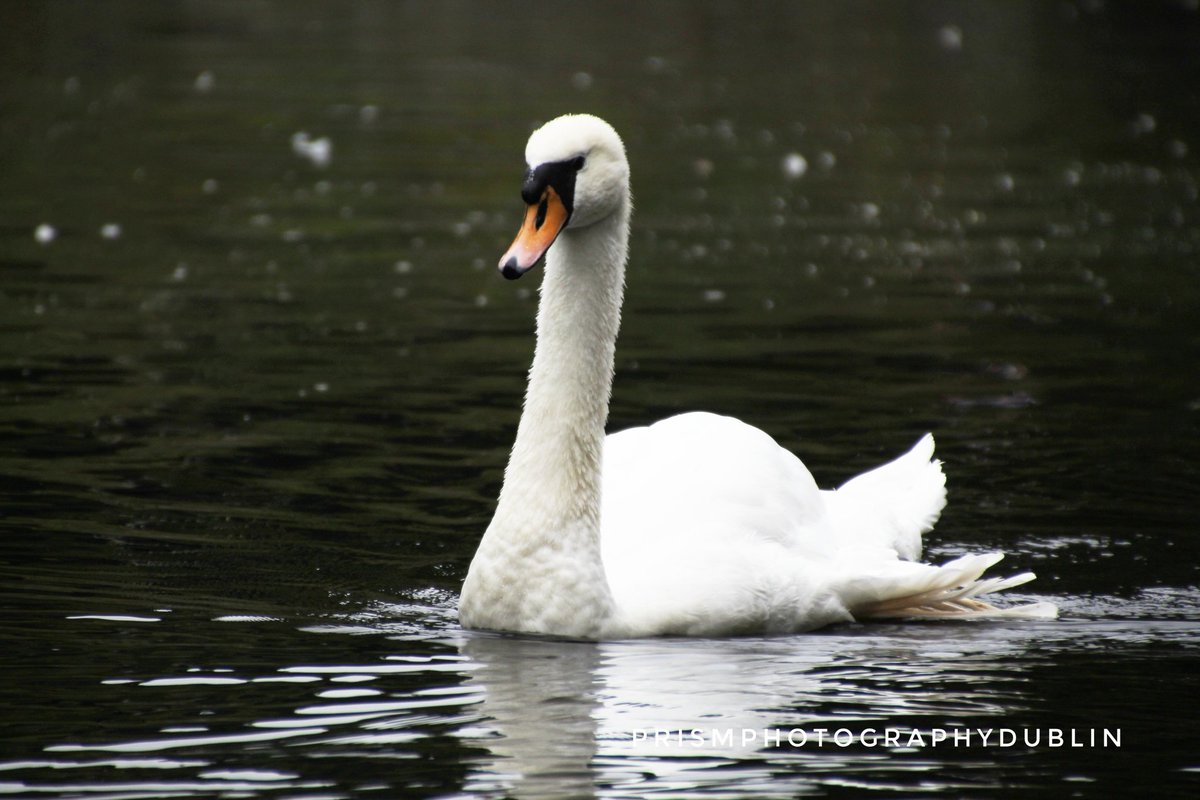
(2, 1, 1199, 797)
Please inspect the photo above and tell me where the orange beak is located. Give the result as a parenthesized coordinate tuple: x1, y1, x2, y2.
(498, 186, 571, 280)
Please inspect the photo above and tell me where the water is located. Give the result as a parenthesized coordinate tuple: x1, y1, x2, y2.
(2, 1, 1199, 797)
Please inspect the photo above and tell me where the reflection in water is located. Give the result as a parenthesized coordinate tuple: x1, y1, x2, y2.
(459, 621, 1055, 797)
(0, 602, 1195, 798)
(461, 635, 602, 799)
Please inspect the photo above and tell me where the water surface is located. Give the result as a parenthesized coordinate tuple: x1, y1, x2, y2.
(2, 2, 1199, 798)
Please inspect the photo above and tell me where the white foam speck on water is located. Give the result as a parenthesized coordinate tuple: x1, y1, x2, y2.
(291, 131, 332, 168)
(34, 224, 56, 244)
(194, 70, 215, 93)
(938, 24, 963, 51)
(782, 152, 807, 179)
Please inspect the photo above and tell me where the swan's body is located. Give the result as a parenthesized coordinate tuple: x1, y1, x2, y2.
(459, 114, 1055, 639)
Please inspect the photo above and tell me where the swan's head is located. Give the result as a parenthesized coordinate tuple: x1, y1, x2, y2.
(498, 114, 629, 279)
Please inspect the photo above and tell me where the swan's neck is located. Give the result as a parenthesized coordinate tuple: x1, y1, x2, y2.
(462, 203, 629, 638)
(506, 211, 628, 517)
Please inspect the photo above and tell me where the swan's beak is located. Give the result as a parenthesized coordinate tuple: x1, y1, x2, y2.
(498, 186, 570, 280)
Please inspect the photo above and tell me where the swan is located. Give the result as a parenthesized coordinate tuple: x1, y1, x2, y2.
(459, 113, 1056, 639)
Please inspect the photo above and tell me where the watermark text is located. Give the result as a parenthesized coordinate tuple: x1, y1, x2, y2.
(630, 726, 1121, 749)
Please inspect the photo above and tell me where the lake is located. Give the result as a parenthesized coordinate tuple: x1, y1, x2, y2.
(1, 1, 1198, 797)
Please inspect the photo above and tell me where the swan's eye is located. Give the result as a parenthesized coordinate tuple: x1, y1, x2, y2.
(572, 156, 586, 171)
(535, 196, 549, 229)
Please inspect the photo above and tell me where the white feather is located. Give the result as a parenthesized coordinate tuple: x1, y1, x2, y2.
(459, 114, 1056, 639)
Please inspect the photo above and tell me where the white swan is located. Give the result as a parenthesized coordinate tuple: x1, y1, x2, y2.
(459, 113, 1056, 639)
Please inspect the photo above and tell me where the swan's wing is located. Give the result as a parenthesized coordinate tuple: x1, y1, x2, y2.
(601, 412, 830, 555)
(599, 413, 850, 633)
(597, 414, 1042, 635)
(820, 433, 947, 561)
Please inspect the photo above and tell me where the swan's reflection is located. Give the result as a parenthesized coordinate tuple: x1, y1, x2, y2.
(460, 622, 1050, 797)
(460, 634, 603, 799)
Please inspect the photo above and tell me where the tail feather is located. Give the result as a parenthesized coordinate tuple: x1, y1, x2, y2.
(867, 599, 1059, 620)
(851, 552, 1058, 621)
